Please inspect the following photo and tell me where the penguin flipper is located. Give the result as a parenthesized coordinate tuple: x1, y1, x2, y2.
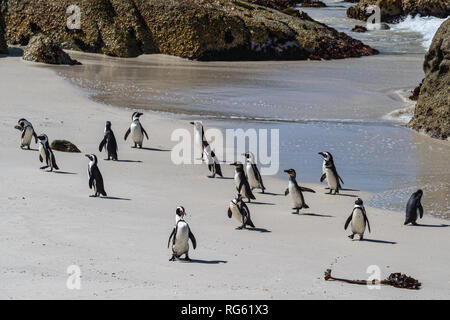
(39, 154, 43, 163)
(124, 128, 131, 141)
(167, 228, 176, 248)
(99, 137, 107, 152)
(33, 131, 38, 144)
(418, 203, 424, 219)
(227, 208, 232, 218)
(215, 163, 223, 177)
(320, 173, 326, 183)
(189, 230, 197, 250)
(338, 175, 344, 185)
(300, 186, 315, 193)
(344, 213, 353, 230)
(142, 127, 149, 140)
(247, 217, 255, 228)
(285, 188, 289, 196)
(21, 129, 26, 139)
(88, 175, 94, 189)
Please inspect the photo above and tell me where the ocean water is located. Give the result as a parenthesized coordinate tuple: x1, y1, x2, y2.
(52, 6, 449, 218)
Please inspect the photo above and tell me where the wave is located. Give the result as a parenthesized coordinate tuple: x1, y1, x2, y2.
(383, 89, 416, 123)
(391, 15, 447, 49)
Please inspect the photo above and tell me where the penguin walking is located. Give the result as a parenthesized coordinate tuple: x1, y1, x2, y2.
(124, 112, 149, 148)
(404, 189, 424, 226)
(243, 152, 266, 193)
(37, 134, 59, 172)
(203, 141, 223, 178)
(231, 162, 256, 203)
(284, 169, 315, 214)
(168, 206, 197, 261)
(99, 121, 118, 161)
(319, 152, 344, 195)
(15, 118, 38, 150)
(345, 198, 371, 240)
(190, 121, 206, 160)
(228, 194, 255, 230)
(85, 154, 107, 198)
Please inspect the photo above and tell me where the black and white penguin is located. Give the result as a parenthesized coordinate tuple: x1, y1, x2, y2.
(37, 134, 59, 172)
(319, 152, 344, 194)
(190, 121, 206, 160)
(231, 162, 256, 203)
(228, 194, 255, 230)
(243, 152, 266, 193)
(85, 154, 107, 198)
(15, 118, 38, 150)
(404, 189, 424, 226)
(203, 141, 223, 178)
(345, 198, 371, 240)
(124, 112, 149, 148)
(99, 121, 118, 161)
(284, 169, 315, 214)
(168, 206, 197, 261)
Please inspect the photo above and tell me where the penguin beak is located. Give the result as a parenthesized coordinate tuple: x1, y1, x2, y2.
(284, 170, 289, 173)
(190, 122, 194, 125)
(318, 152, 324, 157)
(230, 162, 237, 166)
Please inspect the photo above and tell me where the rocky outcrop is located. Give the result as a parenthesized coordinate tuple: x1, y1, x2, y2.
(0, 10, 7, 54)
(347, 0, 449, 22)
(352, 25, 368, 32)
(22, 35, 80, 65)
(50, 140, 81, 153)
(301, 1, 327, 8)
(408, 18, 449, 140)
(2, 0, 378, 61)
(247, 0, 300, 10)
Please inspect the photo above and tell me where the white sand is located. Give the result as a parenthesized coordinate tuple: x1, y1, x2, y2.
(0, 56, 449, 299)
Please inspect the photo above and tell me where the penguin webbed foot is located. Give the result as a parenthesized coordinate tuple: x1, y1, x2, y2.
(359, 235, 364, 241)
(169, 255, 177, 262)
(348, 234, 355, 239)
(40, 166, 48, 170)
(185, 255, 191, 262)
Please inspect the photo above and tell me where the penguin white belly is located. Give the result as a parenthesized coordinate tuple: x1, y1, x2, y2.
(246, 164, 259, 189)
(39, 144, 48, 164)
(234, 172, 240, 190)
(22, 128, 33, 146)
(173, 223, 189, 256)
(325, 168, 338, 190)
(351, 209, 366, 235)
(289, 181, 303, 208)
(194, 131, 203, 154)
(131, 123, 144, 144)
(230, 202, 243, 223)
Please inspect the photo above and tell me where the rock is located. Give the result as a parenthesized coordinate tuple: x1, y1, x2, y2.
(23, 35, 81, 65)
(347, 0, 450, 22)
(352, 25, 368, 32)
(0, 11, 7, 54)
(300, 1, 327, 8)
(409, 80, 423, 101)
(3, 0, 378, 61)
(50, 140, 81, 153)
(247, 0, 301, 10)
(408, 18, 449, 140)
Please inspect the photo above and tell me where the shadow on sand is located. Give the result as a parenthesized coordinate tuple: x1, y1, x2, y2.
(53, 171, 77, 175)
(358, 239, 397, 245)
(411, 224, 449, 228)
(249, 201, 275, 206)
(294, 212, 335, 218)
(100, 196, 131, 201)
(181, 259, 227, 264)
(139, 147, 171, 152)
(113, 159, 142, 163)
(247, 227, 271, 233)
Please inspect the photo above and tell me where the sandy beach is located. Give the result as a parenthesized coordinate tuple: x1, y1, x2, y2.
(0, 55, 449, 299)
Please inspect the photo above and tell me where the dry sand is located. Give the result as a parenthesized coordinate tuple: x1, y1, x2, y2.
(0, 56, 449, 299)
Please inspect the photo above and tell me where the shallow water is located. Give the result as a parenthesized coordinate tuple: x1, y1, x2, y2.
(52, 6, 450, 218)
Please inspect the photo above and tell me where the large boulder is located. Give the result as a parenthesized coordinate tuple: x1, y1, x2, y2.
(247, 0, 301, 10)
(2, 0, 378, 61)
(347, 0, 449, 22)
(0, 11, 7, 54)
(22, 34, 80, 65)
(408, 18, 449, 140)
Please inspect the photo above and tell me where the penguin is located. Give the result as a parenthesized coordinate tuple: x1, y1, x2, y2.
(404, 189, 424, 226)
(231, 162, 256, 203)
(228, 194, 255, 230)
(99, 121, 118, 161)
(243, 152, 266, 193)
(284, 169, 315, 214)
(345, 198, 371, 240)
(124, 112, 149, 148)
(203, 141, 223, 178)
(168, 206, 197, 261)
(85, 154, 107, 198)
(190, 121, 206, 160)
(15, 118, 38, 150)
(319, 152, 344, 195)
(37, 134, 59, 172)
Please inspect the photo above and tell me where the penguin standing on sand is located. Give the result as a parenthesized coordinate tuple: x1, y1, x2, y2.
(284, 169, 315, 214)
(168, 206, 197, 261)
(203, 141, 223, 178)
(231, 162, 256, 203)
(228, 194, 255, 230)
(99, 121, 118, 161)
(190, 121, 206, 160)
(85, 154, 107, 198)
(15, 118, 38, 150)
(124, 112, 149, 148)
(404, 189, 424, 226)
(37, 134, 59, 172)
(243, 152, 266, 193)
(345, 198, 371, 240)
(319, 152, 344, 194)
